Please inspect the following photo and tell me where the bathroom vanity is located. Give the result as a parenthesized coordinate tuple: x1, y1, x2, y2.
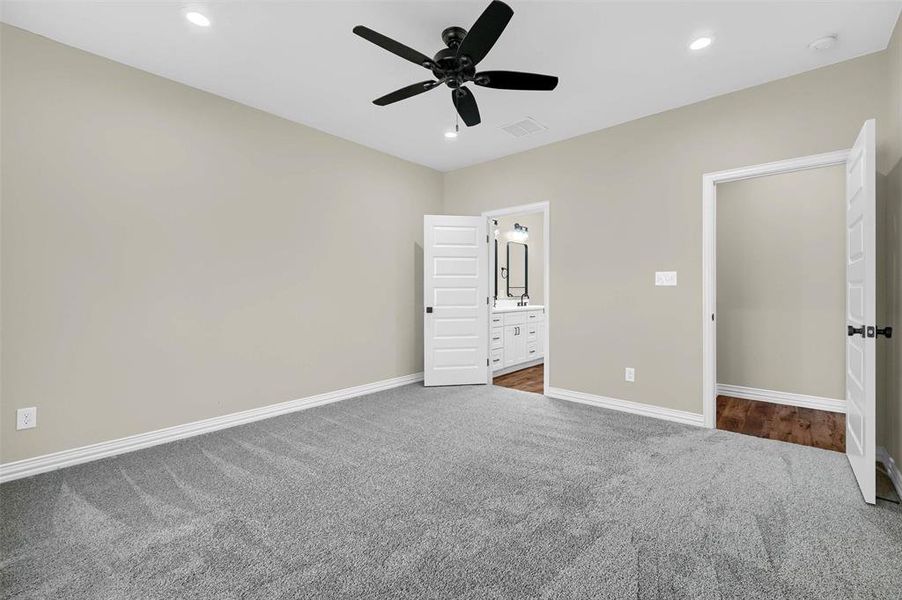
(490, 305, 545, 374)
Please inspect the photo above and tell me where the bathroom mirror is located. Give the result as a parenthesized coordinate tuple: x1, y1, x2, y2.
(506, 242, 528, 298)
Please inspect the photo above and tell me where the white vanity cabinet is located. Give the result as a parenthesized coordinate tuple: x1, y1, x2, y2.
(491, 307, 544, 372)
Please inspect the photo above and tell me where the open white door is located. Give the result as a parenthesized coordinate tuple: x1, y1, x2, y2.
(845, 119, 876, 504)
(423, 215, 489, 386)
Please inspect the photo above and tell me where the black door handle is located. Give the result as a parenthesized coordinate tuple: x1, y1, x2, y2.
(877, 326, 893, 339)
(848, 325, 865, 337)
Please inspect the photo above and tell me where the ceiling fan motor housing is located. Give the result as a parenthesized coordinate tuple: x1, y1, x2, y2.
(432, 35, 477, 88)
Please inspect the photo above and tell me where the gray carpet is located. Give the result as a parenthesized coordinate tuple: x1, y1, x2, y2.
(2, 384, 901, 599)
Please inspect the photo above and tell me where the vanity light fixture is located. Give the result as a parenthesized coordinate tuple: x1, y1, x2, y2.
(507, 223, 529, 243)
(186, 11, 211, 27)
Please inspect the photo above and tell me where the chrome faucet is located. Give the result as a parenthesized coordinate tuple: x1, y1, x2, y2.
(518, 293, 529, 307)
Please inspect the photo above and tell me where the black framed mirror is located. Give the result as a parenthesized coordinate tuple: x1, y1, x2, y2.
(506, 241, 528, 299)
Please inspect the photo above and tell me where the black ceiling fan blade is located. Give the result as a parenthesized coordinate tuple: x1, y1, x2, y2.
(452, 87, 481, 126)
(475, 71, 559, 91)
(373, 80, 440, 106)
(353, 25, 434, 69)
(456, 1, 513, 67)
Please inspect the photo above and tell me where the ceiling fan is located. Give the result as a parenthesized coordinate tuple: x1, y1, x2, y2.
(353, 0, 558, 128)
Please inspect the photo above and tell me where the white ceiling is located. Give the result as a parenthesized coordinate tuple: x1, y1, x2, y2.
(2, 1, 899, 171)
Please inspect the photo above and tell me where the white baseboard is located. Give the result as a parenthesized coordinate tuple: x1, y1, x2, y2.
(546, 386, 704, 427)
(877, 446, 902, 501)
(0, 372, 423, 484)
(716, 384, 846, 414)
(493, 358, 544, 377)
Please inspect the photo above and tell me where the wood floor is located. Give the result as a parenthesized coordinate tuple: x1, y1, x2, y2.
(716, 395, 845, 452)
(493, 373, 844, 452)
(493, 364, 544, 394)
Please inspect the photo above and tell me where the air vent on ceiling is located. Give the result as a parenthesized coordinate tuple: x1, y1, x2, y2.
(500, 117, 547, 138)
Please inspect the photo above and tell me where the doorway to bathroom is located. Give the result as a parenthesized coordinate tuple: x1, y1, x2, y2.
(483, 202, 550, 395)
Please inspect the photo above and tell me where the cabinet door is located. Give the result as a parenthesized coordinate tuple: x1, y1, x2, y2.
(504, 325, 519, 366)
(514, 326, 527, 364)
(504, 325, 528, 366)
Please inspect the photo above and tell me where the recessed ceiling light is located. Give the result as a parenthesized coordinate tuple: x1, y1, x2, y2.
(444, 130, 458, 139)
(809, 35, 838, 51)
(186, 12, 211, 27)
(689, 36, 713, 51)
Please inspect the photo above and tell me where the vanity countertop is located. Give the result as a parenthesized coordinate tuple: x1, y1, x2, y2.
(492, 304, 544, 314)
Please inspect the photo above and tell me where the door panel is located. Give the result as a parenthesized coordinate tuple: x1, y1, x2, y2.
(845, 119, 876, 504)
(424, 215, 488, 386)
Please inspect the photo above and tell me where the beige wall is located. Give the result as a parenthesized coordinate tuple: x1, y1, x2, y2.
(884, 15, 902, 470)
(495, 212, 544, 305)
(0, 25, 442, 463)
(443, 51, 889, 416)
(3, 18, 902, 467)
(716, 167, 845, 399)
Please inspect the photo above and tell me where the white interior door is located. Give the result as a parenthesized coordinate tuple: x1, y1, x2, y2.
(423, 215, 489, 386)
(845, 119, 876, 504)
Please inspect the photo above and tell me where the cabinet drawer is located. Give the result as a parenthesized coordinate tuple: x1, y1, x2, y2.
(491, 348, 504, 370)
(526, 324, 538, 342)
(527, 342, 539, 359)
(490, 313, 504, 327)
(490, 327, 504, 349)
(526, 310, 543, 323)
(503, 311, 527, 326)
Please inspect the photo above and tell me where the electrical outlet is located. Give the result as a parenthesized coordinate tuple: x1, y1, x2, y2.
(625, 368, 635, 383)
(655, 271, 678, 286)
(17, 407, 37, 430)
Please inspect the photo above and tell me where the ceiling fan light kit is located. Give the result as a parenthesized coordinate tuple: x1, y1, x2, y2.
(353, 0, 558, 128)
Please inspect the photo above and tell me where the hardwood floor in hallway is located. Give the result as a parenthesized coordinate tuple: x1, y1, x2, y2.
(716, 395, 845, 452)
(493, 364, 544, 394)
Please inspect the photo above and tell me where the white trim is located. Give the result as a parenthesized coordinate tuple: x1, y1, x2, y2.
(493, 358, 544, 378)
(877, 447, 902, 501)
(546, 386, 704, 427)
(482, 201, 549, 218)
(483, 201, 551, 396)
(0, 372, 423, 484)
(702, 149, 850, 428)
(715, 383, 846, 413)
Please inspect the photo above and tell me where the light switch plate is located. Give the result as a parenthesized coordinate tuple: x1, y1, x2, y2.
(16, 407, 37, 430)
(655, 271, 678, 286)
(625, 367, 635, 383)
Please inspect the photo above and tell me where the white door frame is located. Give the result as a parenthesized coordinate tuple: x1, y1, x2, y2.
(482, 201, 551, 394)
(701, 150, 850, 428)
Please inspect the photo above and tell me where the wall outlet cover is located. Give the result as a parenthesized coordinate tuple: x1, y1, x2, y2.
(16, 407, 37, 430)
(655, 271, 678, 286)
(625, 367, 636, 382)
